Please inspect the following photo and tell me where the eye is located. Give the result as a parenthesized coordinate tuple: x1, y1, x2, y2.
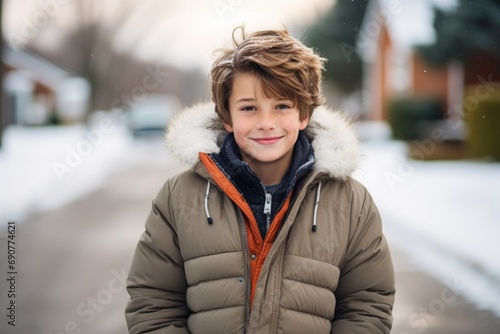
(276, 104, 291, 110)
(240, 106, 256, 111)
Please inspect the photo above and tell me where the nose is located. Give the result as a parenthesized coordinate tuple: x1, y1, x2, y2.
(256, 108, 276, 130)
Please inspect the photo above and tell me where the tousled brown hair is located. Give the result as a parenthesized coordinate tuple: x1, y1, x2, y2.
(210, 27, 326, 124)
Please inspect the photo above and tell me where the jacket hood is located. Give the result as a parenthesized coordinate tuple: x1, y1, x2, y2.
(165, 102, 360, 180)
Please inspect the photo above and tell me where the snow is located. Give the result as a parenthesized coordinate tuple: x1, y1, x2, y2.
(1, 121, 499, 315)
(353, 139, 500, 316)
(0, 115, 168, 222)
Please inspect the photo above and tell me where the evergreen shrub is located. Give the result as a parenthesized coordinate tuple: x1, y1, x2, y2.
(464, 88, 500, 161)
(388, 97, 444, 140)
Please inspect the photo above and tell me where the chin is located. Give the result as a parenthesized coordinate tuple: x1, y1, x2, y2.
(253, 155, 284, 164)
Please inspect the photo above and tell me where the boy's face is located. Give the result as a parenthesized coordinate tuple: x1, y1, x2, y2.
(223, 72, 309, 175)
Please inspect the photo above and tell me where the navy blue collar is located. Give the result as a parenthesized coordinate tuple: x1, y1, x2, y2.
(210, 131, 315, 237)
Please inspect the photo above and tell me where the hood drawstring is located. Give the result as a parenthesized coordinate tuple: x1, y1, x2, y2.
(205, 179, 321, 229)
(312, 182, 322, 232)
(205, 181, 213, 225)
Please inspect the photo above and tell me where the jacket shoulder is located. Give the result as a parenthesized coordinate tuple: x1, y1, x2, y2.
(317, 176, 372, 204)
(167, 169, 206, 191)
(314, 176, 381, 243)
(151, 170, 207, 224)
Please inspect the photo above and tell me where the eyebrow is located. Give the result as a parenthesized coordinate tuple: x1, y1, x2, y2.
(235, 98, 256, 103)
(234, 97, 293, 103)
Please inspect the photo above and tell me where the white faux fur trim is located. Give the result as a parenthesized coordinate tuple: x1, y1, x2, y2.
(165, 102, 360, 179)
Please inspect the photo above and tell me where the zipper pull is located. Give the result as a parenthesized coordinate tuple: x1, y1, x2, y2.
(264, 193, 272, 232)
(264, 193, 272, 215)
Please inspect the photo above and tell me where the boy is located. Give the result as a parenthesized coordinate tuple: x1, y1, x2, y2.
(125, 28, 395, 333)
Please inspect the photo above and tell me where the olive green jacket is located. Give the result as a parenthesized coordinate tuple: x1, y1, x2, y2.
(125, 103, 395, 333)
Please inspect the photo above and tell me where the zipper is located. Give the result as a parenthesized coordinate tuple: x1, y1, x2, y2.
(245, 165, 273, 233)
(236, 208, 251, 332)
(264, 192, 272, 232)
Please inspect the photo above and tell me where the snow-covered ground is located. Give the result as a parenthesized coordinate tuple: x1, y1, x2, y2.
(0, 115, 170, 223)
(1, 120, 499, 316)
(354, 139, 500, 317)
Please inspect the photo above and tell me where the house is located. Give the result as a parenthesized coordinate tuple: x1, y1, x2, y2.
(3, 45, 90, 125)
(357, 0, 463, 123)
(357, 0, 500, 160)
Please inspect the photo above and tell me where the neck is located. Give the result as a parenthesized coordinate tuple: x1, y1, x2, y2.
(242, 151, 293, 186)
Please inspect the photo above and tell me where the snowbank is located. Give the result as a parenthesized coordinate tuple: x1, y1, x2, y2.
(0, 116, 158, 222)
(354, 140, 500, 316)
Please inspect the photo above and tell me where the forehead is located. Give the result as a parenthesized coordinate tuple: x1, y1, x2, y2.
(230, 72, 290, 102)
(231, 73, 263, 98)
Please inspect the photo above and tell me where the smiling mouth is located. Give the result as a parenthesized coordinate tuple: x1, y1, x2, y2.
(252, 136, 283, 145)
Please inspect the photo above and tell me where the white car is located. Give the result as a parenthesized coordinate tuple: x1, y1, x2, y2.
(127, 94, 179, 138)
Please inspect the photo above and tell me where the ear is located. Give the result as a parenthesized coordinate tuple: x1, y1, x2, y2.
(299, 116, 309, 130)
(223, 121, 234, 133)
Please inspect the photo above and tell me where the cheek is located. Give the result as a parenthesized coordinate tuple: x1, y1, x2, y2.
(231, 125, 249, 143)
(232, 123, 250, 135)
(283, 120, 302, 134)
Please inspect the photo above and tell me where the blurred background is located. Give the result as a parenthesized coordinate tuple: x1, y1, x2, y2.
(1, 0, 499, 333)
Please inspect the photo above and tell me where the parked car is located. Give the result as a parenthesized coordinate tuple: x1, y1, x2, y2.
(127, 94, 179, 138)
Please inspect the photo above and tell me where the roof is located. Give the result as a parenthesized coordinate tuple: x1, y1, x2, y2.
(357, 0, 457, 61)
(3, 44, 70, 90)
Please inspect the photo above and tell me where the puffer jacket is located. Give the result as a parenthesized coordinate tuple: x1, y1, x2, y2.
(125, 103, 395, 334)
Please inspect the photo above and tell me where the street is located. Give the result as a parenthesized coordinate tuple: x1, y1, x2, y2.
(0, 159, 178, 334)
(1, 158, 499, 333)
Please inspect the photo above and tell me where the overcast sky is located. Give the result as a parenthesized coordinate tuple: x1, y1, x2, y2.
(4, 0, 335, 71)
